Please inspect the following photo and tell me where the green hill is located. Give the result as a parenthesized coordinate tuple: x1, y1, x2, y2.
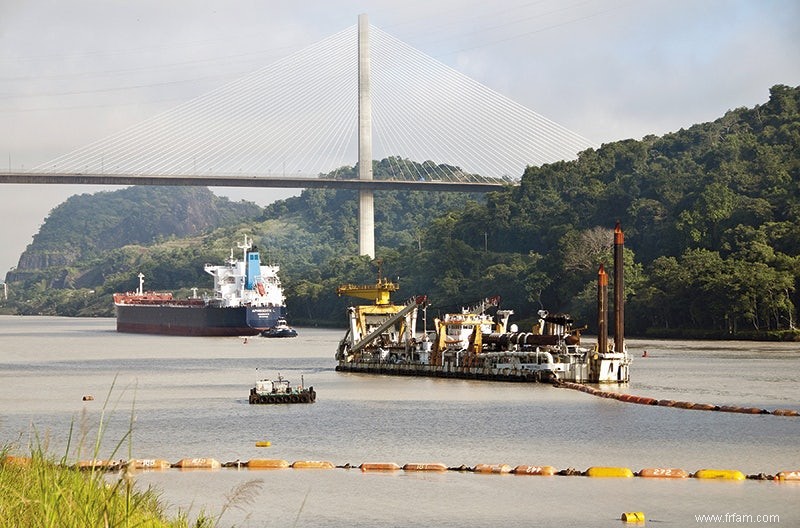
(3, 84, 799, 339)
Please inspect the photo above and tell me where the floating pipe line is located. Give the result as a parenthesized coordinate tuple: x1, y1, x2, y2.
(554, 380, 800, 417)
(3, 456, 797, 482)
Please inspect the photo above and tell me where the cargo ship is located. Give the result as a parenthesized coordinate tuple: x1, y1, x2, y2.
(113, 235, 286, 336)
(335, 223, 631, 383)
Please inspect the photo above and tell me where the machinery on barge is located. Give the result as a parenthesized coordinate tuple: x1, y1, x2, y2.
(335, 224, 631, 384)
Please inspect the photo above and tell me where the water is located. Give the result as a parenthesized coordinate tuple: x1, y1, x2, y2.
(1, 316, 798, 527)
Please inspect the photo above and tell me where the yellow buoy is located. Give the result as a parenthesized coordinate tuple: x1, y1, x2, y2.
(255, 441, 271, 447)
(585, 466, 634, 478)
(621, 512, 646, 523)
(693, 469, 745, 480)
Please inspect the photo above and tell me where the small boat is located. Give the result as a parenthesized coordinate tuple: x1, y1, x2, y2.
(249, 374, 315, 404)
(261, 318, 298, 338)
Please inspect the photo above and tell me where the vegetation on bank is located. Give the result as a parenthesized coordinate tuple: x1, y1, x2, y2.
(2, 84, 799, 338)
(0, 449, 210, 528)
(0, 380, 262, 528)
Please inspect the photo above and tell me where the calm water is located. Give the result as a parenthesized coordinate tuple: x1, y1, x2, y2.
(1, 315, 798, 527)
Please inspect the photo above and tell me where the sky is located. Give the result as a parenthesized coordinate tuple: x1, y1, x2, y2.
(1, 0, 798, 277)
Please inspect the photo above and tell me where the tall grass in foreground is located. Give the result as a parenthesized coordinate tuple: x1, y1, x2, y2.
(0, 447, 209, 527)
(0, 377, 261, 527)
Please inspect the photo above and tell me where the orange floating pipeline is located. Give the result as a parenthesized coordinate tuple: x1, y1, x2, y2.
(776, 470, 800, 481)
(75, 459, 120, 470)
(130, 458, 172, 470)
(513, 465, 557, 476)
(638, 467, 689, 478)
(1, 455, 31, 467)
(403, 463, 448, 472)
(291, 460, 335, 469)
(360, 462, 401, 472)
(473, 463, 513, 474)
(173, 457, 221, 470)
(247, 459, 289, 469)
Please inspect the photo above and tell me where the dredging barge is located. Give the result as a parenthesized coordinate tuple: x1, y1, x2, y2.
(335, 223, 631, 384)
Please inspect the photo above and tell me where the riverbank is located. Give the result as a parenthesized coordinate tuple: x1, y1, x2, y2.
(0, 450, 210, 527)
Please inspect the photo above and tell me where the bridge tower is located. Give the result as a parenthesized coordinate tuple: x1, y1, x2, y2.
(358, 13, 375, 258)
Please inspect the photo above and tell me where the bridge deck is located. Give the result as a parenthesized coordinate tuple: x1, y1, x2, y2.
(0, 172, 509, 193)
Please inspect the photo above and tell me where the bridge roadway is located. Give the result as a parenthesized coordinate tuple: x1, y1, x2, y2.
(0, 172, 508, 192)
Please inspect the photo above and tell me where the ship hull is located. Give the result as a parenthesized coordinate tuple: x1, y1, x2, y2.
(115, 304, 283, 336)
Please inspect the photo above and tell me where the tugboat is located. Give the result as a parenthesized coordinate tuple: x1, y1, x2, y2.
(260, 318, 298, 338)
(249, 374, 315, 404)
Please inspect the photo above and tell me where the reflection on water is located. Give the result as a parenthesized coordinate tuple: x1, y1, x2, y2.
(1, 316, 798, 527)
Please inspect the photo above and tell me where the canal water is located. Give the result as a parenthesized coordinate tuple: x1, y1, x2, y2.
(1, 316, 798, 527)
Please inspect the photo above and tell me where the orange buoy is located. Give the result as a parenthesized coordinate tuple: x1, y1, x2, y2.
(658, 399, 677, 407)
(360, 462, 401, 472)
(173, 457, 221, 469)
(776, 470, 800, 481)
(291, 460, 335, 469)
(473, 463, 513, 474)
(513, 465, 557, 476)
(82, 395, 94, 401)
(691, 403, 718, 411)
(638, 467, 690, 478)
(247, 459, 290, 469)
(130, 459, 171, 470)
(772, 409, 800, 416)
(673, 401, 695, 409)
(402, 463, 448, 472)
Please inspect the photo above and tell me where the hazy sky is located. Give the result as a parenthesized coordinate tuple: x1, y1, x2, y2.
(1, 0, 798, 277)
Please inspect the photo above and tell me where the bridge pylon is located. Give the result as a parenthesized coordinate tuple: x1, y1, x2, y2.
(358, 13, 375, 259)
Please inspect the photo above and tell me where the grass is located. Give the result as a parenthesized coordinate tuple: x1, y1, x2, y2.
(0, 377, 262, 528)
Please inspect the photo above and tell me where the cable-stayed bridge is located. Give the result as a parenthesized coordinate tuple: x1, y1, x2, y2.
(1, 15, 595, 256)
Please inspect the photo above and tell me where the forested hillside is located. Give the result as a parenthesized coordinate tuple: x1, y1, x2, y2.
(3, 85, 798, 339)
